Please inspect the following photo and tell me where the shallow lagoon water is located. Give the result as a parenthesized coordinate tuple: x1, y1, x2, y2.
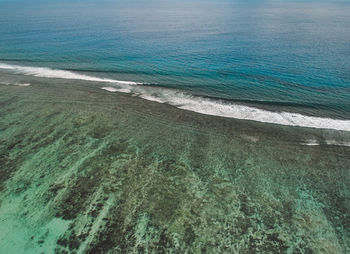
(0, 80, 349, 253)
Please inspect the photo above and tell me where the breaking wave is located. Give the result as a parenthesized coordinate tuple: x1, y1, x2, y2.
(0, 63, 141, 85)
(1, 63, 349, 132)
(102, 86, 350, 132)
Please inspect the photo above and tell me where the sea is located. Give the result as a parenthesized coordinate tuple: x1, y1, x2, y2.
(0, 0, 350, 131)
(1, 1, 350, 253)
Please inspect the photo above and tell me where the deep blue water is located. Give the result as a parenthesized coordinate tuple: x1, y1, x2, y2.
(1, 0, 350, 120)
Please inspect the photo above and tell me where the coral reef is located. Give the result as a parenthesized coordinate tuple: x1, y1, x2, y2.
(0, 81, 349, 253)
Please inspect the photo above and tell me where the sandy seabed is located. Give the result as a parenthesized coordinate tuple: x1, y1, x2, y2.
(0, 79, 349, 253)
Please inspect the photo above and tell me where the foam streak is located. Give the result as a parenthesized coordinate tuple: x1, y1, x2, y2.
(102, 85, 350, 132)
(1, 62, 349, 132)
(0, 63, 140, 85)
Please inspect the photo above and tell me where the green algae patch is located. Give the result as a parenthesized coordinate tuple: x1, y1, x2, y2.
(0, 82, 350, 253)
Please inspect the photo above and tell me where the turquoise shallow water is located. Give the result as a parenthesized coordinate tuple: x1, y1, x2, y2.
(0, 0, 350, 119)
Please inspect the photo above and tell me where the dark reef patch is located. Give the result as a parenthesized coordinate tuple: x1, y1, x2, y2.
(0, 83, 349, 253)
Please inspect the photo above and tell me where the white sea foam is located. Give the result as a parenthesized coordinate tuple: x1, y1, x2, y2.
(1, 62, 349, 132)
(302, 140, 320, 146)
(0, 63, 15, 70)
(13, 83, 31, 87)
(0, 63, 140, 85)
(99, 84, 350, 132)
(177, 97, 350, 132)
(0, 80, 31, 87)
(101, 87, 119, 92)
(302, 140, 350, 147)
(325, 140, 350, 147)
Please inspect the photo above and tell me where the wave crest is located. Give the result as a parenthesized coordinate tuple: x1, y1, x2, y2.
(103, 85, 350, 132)
(0, 63, 141, 85)
(1, 62, 349, 132)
